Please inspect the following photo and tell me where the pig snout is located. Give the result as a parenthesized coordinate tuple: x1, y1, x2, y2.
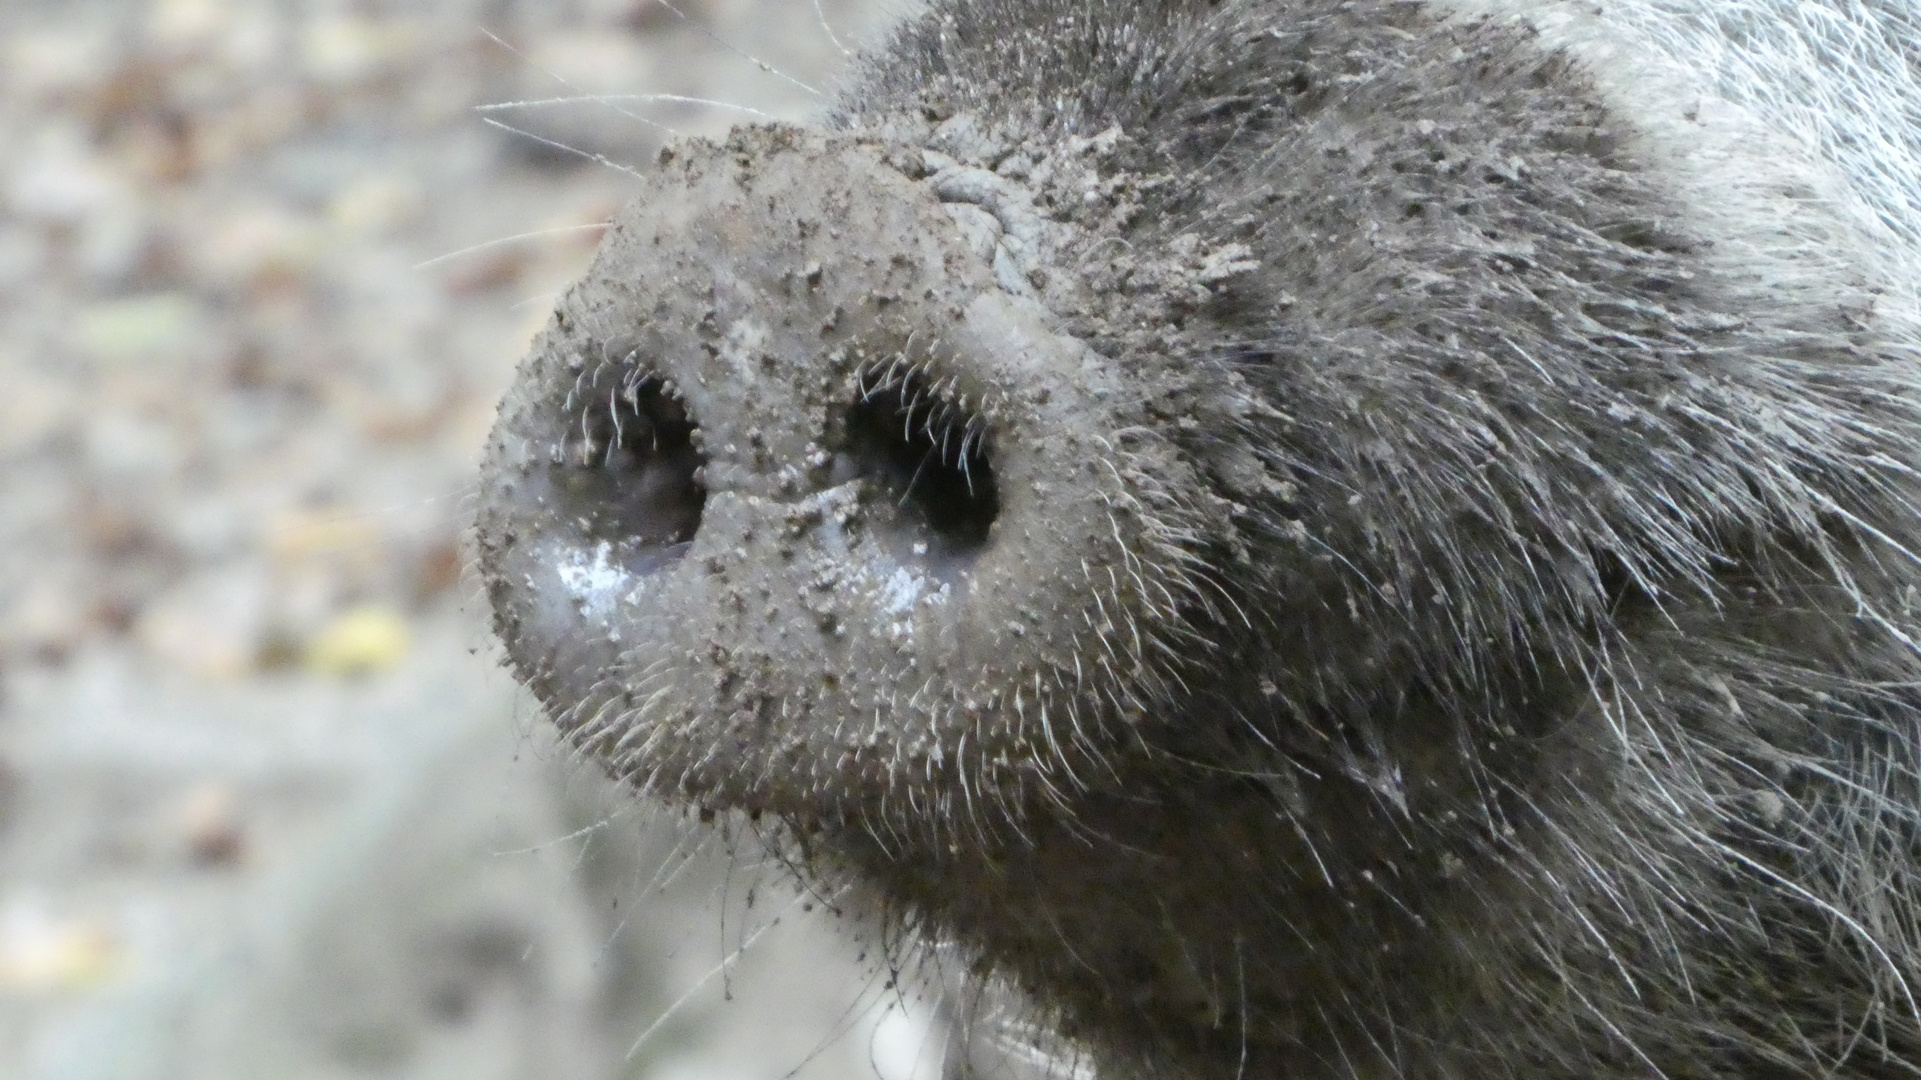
(476, 126, 1209, 821)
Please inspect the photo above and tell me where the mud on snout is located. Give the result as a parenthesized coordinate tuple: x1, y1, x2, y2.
(476, 126, 1215, 827)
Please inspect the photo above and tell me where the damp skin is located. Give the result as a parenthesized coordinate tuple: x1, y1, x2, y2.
(477, 2, 1921, 1077)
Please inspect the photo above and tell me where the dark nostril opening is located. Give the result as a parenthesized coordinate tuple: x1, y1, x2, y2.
(555, 368, 706, 573)
(845, 365, 999, 567)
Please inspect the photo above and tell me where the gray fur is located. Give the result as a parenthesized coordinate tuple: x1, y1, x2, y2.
(476, 2, 1921, 1076)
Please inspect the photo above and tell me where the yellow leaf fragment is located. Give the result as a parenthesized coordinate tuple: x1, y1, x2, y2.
(306, 606, 411, 676)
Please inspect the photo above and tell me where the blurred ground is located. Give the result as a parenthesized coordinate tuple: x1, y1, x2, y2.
(0, 1, 949, 1077)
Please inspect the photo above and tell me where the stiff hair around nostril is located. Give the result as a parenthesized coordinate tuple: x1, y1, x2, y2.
(843, 359, 999, 570)
(553, 363, 708, 572)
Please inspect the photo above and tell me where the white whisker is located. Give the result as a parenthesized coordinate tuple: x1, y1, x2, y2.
(813, 0, 854, 58)
(477, 93, 780, 122)
(478, 116, 645, 179)
(414, 223, 610, 270)
(640, 0, 823, 98)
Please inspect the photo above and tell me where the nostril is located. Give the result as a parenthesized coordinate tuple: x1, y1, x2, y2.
(844, 364, 1000, 571)
(554, 368, 707, 574)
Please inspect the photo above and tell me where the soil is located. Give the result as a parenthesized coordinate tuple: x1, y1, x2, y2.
(0, 1, 942, 1077)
